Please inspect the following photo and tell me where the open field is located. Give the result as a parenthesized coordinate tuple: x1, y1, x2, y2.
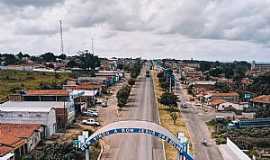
(152, 70, 191, 160)
(0, 70, 72, 101)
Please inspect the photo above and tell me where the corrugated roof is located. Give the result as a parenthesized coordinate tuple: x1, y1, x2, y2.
(252, 95, 270, 104)
(0, 101, 70, 112)
(212, 92, 239, 97)
(27, 90, 69, 96)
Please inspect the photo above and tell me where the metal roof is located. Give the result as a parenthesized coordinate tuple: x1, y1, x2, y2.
(0, 101, 70, 112)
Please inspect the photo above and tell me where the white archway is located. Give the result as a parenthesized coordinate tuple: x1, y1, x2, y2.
(80, 120, 193, 160)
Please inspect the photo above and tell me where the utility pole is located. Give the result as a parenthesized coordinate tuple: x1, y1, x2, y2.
(59, 20, 64, 55)
(169, 76, 172, 93)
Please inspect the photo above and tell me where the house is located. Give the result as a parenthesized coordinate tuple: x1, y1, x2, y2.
(70, 90, 97, 109)
(215, 101, 243, 111)
(0, 145, 14, 160)
(0, 123, 43, 159)
(99, 58, 118, 71)
(189, 81, 216, 94)
(251, 61, 270, 76)
(209, 98, 226, 108)
(63, 83, 103, 96)
(0, 101, 59, 135)
(210, 92, 239, 103)
(251, 95, 270, 118)
(95, 70, 124, 82)
(23, 90, 70, 101)
(9, 90, 70, 102)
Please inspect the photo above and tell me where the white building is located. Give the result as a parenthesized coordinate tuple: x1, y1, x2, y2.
(0, 102, 57, 137)
(216, 102, 243, 111)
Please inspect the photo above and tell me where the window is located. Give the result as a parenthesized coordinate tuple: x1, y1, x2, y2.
(36, 114, 41, 117)
(18, 114, 23, 117)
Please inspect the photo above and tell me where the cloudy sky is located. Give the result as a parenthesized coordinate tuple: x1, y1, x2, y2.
(0, 0, 270, 62)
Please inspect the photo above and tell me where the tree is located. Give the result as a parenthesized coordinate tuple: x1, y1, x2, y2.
(79, 50, 100, 70)
(16, 52, 24, 60)
(3, 54, 18, 65)
(199, 61, 212, 72)
(67, 60, 79, 68)
(58, 54, 67, 60)
(215, 82, 230, 92)
(130, 59, 143, 79)
(116, 85, 131, 107)
(159, 92, 178, 106)
(40, 52, 56, 62)
(248, 73, 270, 95)
(128, 78, 135, 86)
(170, 112, 178, 125)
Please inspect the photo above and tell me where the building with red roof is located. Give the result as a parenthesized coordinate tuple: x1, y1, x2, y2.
(0, 123, 43, 159)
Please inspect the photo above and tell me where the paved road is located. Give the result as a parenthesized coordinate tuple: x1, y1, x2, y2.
(175, 79, 224, 160)
(101, 68, 164, 160)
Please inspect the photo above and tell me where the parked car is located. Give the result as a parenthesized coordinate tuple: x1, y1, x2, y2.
(87, 109, 98, 113)
(101, 101, 107, 107)
(82, 110, 98, 117)
(96, 99, 103, 105)
(195, 103, 202, 106)
(81, 119, 100, 126)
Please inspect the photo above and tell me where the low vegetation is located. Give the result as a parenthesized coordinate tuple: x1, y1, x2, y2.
(0, 70, 72, 101)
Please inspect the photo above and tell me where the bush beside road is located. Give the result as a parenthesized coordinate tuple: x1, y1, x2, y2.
(152, 70, 191, 160)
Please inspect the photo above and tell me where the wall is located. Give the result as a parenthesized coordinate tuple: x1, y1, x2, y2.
(226, 138, 251, 160)
(0, 109, 56, 137)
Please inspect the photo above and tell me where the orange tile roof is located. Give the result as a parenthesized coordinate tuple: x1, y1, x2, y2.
(27, 90, 69, 96)
(0, 145, 13, 156)
(210, 98, 226, 106)
(252, 95, 270, 104)
(212, 92, 239, 97)
(0, 123, 41, 148)
(76, 83, 102, 90)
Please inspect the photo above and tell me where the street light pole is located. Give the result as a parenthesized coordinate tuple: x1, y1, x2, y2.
(169, 76, 172, 93)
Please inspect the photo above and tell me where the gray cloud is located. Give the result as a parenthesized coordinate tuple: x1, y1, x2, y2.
(0, 0, 64, 7)
(0, 0, 270, 62)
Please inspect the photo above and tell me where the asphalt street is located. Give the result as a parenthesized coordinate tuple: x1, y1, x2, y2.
(175, 78, 224, 160)
(101, 68, 164, 160)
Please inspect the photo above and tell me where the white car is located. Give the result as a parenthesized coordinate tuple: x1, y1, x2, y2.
(101, 101, 107, 107)
(82, 119, 100, 126)
(82, 110, 98, 117)
(87, 109, 99, 113)
(195, 103, 202, 106)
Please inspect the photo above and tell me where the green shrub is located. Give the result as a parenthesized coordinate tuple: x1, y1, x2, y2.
(159, 92, 178, 106)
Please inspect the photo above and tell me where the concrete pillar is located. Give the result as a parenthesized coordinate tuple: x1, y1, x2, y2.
(85, 148, 90, 160)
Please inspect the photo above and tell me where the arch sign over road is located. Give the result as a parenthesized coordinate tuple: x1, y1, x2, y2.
(79, 120, 193, 160)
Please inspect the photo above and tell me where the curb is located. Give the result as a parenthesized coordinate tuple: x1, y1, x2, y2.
(97, 141, 104, 160)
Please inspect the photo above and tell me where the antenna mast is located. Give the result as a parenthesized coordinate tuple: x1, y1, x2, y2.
(59, 20, 64, 54)
(91, 38, 94, 54)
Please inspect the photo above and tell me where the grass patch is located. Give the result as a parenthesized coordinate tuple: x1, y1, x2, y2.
(152, 70, 192, 160)
(0, 70, 72, 101)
